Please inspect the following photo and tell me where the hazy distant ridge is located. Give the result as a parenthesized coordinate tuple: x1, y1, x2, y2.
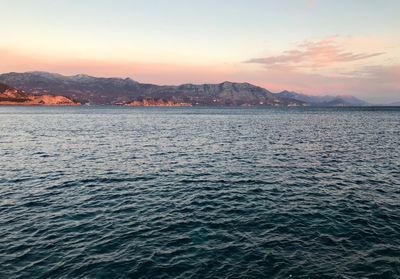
(276, 90, 369, 106)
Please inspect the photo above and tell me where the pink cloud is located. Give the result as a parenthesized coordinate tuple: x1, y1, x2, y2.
(245, 37, 384, 69)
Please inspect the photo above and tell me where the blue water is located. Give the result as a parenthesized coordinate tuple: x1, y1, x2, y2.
(1, 106, 399, 279)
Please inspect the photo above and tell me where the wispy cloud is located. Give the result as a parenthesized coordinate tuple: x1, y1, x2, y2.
(348, 64, 400, 80)
(245, 37, 384, 70)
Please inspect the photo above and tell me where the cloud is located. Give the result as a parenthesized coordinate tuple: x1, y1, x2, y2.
(348, 64, 400, 81)
(245, 37, 384, 70)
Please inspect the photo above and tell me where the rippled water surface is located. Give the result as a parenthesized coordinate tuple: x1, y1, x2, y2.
(1, 106, 399, 279)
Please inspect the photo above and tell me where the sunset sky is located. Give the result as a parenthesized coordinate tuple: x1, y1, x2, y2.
(1, 0, 399, 103)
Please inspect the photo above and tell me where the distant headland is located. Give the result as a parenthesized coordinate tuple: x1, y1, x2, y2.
(0, 82, 79, 106)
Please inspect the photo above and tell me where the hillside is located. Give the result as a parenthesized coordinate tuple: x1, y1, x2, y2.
(0, 82, 80, 106)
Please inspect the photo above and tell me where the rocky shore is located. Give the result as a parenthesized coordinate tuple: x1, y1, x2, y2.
(0, 83, 80, 106)
(125, 99, 192, 107)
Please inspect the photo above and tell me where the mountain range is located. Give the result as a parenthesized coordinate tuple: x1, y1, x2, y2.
(0, 71, 377, 107)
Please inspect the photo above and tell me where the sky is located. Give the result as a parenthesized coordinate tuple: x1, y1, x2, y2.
(1, 0, 399, 103)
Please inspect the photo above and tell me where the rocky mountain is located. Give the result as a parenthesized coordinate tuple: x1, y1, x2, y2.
(0, 82, 80, 106)
(0, 72, 304, 106)
(0, 72, 150, 105)
(276, 90, 369, 106)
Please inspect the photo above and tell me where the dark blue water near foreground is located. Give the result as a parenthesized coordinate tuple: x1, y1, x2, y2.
(0, 107, 399, 279)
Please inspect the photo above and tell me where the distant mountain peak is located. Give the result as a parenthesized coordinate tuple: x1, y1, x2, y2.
(337, 93, 353, 98)
(26, 71, 66, 78)
(72, 73, 93, 78)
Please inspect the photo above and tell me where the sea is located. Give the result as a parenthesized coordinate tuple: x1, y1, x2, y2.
(0, 106, 399, 279)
